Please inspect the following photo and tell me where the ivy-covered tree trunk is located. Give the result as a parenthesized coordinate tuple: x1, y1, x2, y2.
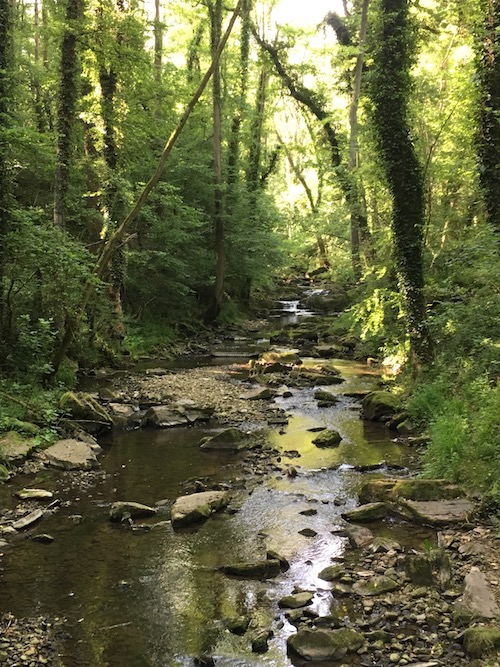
(205, 0, 225, 322)
(477, 0, 500, 233)
(53, 0, 83, 227)
(0, 0, 12, 350)
(369, 0, 432, 366)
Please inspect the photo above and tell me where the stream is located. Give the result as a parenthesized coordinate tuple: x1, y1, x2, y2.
(0, 299, 427, 667)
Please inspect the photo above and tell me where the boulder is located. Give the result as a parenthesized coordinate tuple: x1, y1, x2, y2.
(239, 387, 274, 400)
(59, 391, 113, 434)
(455, 567, 500, 621)
(266, 550, 290, 572)
(312, 429, 342, 448)
(278, 591, 314, 609)
(171, 490, 229, 528)
(41, 439, 99, 470)
(342, 502, 389, 522)
(396, 498, 476, 526)
(145, 403, 214, 427)
(225, 616, 250, 635)
(0, 464, 9, 481)
(405, 549, 452, 588)
(260, 350, 301, 365)
(0, 431, 36, 463)
(313, 344, 344, 359)
(368, 537, 402, 554)
(359, 478, 466, 504)
(287, 628, 364, 661)
(361, 391, 400, 421)
(463, 625, 500, 657)
(251, 629, 273, 653)
(220, 559, 281, 579)
(318, 564, 345, 582)
(346, 525, 374, 549)
(313, 390, 339, 405)
(109, 502, 157, 522)
(352, 575, 400, 596)
(199, 428, 248, 451)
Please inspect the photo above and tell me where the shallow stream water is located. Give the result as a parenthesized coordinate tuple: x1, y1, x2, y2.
(0, 303, 426, 667)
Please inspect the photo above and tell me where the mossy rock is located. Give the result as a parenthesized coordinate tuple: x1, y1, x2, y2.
(59, 391, 113, 433)
(313, 390, 339, 404)
(0, 464, 10, 481)
(0, 431, 36, 462)
(287, 628, 364, 661)
(312, 429, 342, 448)
(342, 502, 389, 522)
(260, 350, 301, 365)
(352, 575, 400, 596)
(359, 478, 465, 504)
(220, 559, 281, 579)
(318, 564, 345, 582)
(6, 419, 41, 436)
(463, 626, 500, 658)
(361, 391, 400, 421)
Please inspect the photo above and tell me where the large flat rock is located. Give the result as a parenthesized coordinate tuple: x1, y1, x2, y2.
(0, 431, 36, 462)
(455, 567, 500, 621)
(171, 490, 229, 528)
(397, 498, 475, 525)
(287, 628, 364, 661)
(41, 439, 99, 470)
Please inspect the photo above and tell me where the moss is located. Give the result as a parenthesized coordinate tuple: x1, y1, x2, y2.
(463, 626, 500, 657)
(0, 464, 10, 481)
(312, 429, 342, 448)
(361, 391, 400, 421)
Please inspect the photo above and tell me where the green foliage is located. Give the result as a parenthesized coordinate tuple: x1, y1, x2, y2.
(123, 317, 178, 358)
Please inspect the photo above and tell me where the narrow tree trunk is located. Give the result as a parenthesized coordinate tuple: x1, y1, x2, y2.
(153, 0, 162, 84)
(370, 0, 432, 366)
(246, 65, 268, 192)
(53, 0, 83, 227)
(348, 0, 370, 280)
(477, 0, 500, 233)
(0, 0, 12, 350)
(205, 0, 225, 323)
(49, 0, 243, 376)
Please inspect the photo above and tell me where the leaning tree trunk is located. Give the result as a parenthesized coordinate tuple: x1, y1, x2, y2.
(0, 0, 12, 352)
(204, 0, 225, 323)
(477, 0, 500, 233)
(53, 0, 84, 227)
(369, 0, 432, 366)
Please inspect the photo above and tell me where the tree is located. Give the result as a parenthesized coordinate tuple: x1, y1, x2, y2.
(477, 0, 500, 234)
(0, 0, 12, 352)
(368, 0, 432, 366)
(53, 0, 84, 227)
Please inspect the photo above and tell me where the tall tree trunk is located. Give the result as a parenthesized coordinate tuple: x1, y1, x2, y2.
(246, 64, 268, 192)
(254, 31, 366, 281)
(49, 0, 243, 376)
(0, 0, 12, 351)
(477, 0, 500, 233)
(53, 0, 83, 227)
(369, 0, 432, 367)
(153, 0, 162, 85)
(205, 0, 225, 323)
(348, 0, 370, 279)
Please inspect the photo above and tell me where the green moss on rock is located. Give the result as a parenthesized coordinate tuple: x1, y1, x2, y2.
(361, 391, 400, 421)
(463, 626, 500, 657)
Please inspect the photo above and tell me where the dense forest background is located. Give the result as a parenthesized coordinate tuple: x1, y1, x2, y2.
(0, 0, 499, 503)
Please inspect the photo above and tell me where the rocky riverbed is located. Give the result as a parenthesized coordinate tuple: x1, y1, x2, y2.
(1, 324, 500, 665)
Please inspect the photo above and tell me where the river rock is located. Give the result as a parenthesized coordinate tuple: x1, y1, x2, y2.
(278, 591, 314, 608)
(455, 567, 500, 621)
(352, 575, 400, 596)
(346, 525, 374, 548)
(0, 464, 9, 480)
(59, 391, 113, 433)
(199, 428, 248, 451)
(251, 629, 273, 653)
(342, 502, 389, 522)
(239, 387, 275, 400)
(359, 478, 466, 503)
(12, 509, 44, 531)
(312, 429, 342, 448)
(287, 628, 364, 661)
(145, 403, 214, 427)
(313, 389, 339, 405)
(220, 559, 281, 579)
(463, 625, 500, 657)
(368, 537, 402, 554)
(260, 350, 301, 365)
(41, 439, 99, 470)
(225, 616, 250, 635)
(405, 549, 452, 588)
(396, 498, 476, 525)
(313, 344, 344, 358)
(109, 501, 157, 522)
(0, 431, 36, 462)
(318, 564, 345, 581)
(171, 490, 229, 528)
(361, 391, 400, 421)
(266, 550, 290, 571)
(16, 489, 54, 500)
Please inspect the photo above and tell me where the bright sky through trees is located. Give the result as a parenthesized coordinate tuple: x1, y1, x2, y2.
(274, 0, 345, 27)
